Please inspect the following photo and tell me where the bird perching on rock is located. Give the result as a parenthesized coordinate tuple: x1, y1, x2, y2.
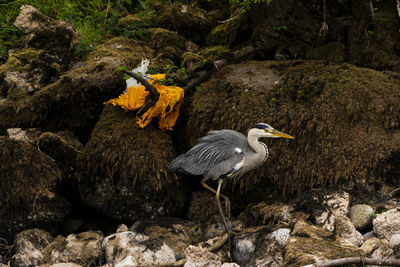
(168, 123, 294, 235)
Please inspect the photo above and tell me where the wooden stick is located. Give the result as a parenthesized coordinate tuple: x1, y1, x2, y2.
(303, 257, 400, 267)
(119, 69, 159, 117)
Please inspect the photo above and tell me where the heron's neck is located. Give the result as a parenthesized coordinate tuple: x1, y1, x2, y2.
(247, 130, 268, 155)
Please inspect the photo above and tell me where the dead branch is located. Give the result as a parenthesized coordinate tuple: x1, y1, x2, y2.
(119, 69, 160, 117)
(119, 42, 269, 116)
(303, 257, 400, 267)
(183, 41, 268, 93)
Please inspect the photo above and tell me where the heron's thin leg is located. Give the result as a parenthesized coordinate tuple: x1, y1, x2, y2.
(216, 179, 232, 252)
(216, 179, 231, 234)
(201, 178, 231, 217)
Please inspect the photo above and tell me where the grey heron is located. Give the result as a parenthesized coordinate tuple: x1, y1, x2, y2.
(168, 123, 294, 234)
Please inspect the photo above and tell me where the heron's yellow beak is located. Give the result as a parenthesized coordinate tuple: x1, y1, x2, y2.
(270, 129, 295, 139)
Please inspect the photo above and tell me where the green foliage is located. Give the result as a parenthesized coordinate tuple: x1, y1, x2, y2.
(273, 25, 288, 31)
(0, 0, 149, 62)
(229, 0, 272, 12)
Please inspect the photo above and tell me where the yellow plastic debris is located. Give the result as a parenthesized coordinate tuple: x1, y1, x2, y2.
(104, 74, 184, 131)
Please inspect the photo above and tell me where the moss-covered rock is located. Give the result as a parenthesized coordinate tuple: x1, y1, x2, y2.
(183, 60, 400, 201)
(346, 0, 400, 71)
(0, 137, 70, 241)
(145, 28, 187, 63)
(117, 12, 155, 40)
(206, 10, 249, 47)
(0, 48, 62, 100)
(77, 105, 187, 221)
(249, 0, 320, 59)
(310, 42, 345, 63)
(181, 45, 230, 73)
(284, 220, 364, 266)
(0, 37, 154, 140)
(37, 131, 81, 179)
(13, 5, 77, 68)
(154, 3, 213, 45)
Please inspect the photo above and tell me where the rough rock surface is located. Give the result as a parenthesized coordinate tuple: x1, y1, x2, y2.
(13, 5, 77, 67)
(313, 191, 350, 231)
(284, 220, 364, 266)
(238, 201, 297, 226)
(373, 208, 400, 240)
(41, 231, 103, 266)
(11, 229, 54, 267)
(38, 263, 82, 267)
(131, 217, 194, 255)
(102, 231, 176, 266)
(334, 216, 363, 247)
(248, 228, 290, 267)
(154, 3, 213, 44)
(350, 204, 374, 231)
(361, 237, 394, 260)
(183, 245, 221, 267)
(13, 5, 51, 33)
(6, 127, 41, 144)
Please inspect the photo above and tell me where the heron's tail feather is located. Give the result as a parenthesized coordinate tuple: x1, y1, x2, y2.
(168, 154, 204, 176)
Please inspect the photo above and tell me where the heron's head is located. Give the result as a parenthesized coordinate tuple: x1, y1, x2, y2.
(252, 123, 294, 139)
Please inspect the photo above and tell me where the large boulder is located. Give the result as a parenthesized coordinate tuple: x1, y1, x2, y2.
(237, 0, 400, 71)
(0, 137, 70, 241)
(102, 231, 176, 266)
(0, 37, 152, 139)
(0, 48, 63, 100)
(183, 60, 400, 203)
(13, 5, 77, 67)
(77, 105, 187, 221)
(284, 220, 364, 266)
(11, 229, 54, 267)
(154, 3, 213, 45)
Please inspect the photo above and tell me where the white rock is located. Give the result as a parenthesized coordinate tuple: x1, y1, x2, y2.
(249, 231, 287, 267)
(350, 204, 374, 231)
(13, 5, 49, 33)
(40, 231, 103, 265)
(373, 208, 400, 240)
(7, 128, 30, 142)
(114, 256, 137, 267)
(221, 263, 240, 267)
(335, 216, 363, 247)
(233, 233, 257, 263)
(362, 237, 394, 261)
(38, 263, 83, 267)
(313, 191, 349, 231)
(102, 231, 176, 266)
(389, 234, 400, 248)
(116, 224, 129, 233)
(183, 245, 221, 267)
(11, 229, 54, 267)
(270, 228, 291, 246)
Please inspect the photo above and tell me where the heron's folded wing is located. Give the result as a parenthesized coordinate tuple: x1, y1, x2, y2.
(168, 131, 248, 178)
(203, 152, 244, 180)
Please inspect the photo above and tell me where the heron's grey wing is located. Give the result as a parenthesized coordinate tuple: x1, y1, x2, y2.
(168, 130, 251, 179)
